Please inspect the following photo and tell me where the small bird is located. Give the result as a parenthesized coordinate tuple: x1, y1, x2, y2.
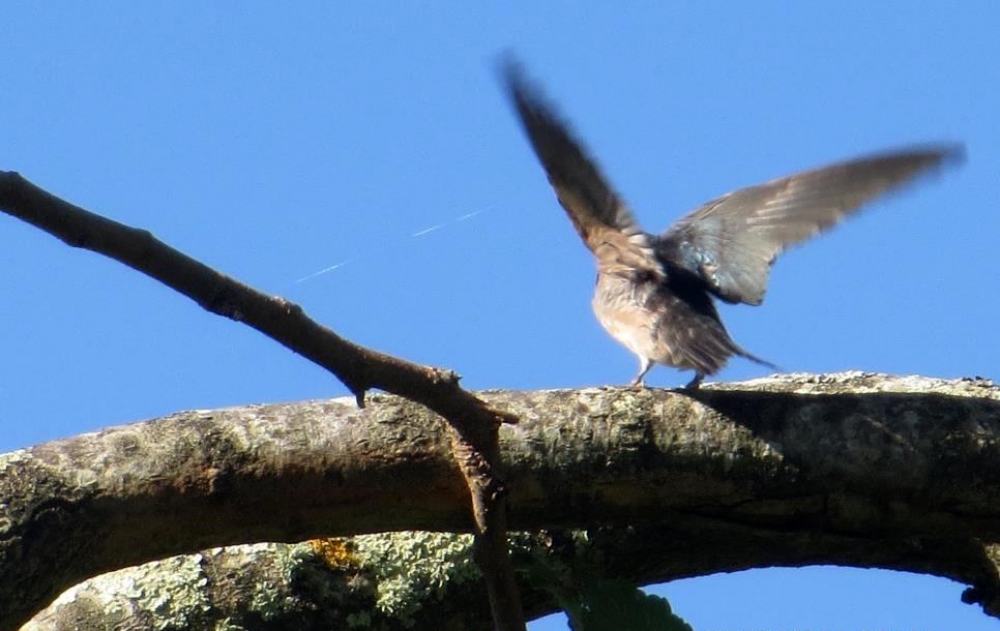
(499, 60, 963, 389)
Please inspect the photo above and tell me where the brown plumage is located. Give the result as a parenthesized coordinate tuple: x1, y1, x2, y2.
(499, 59, 963, 388)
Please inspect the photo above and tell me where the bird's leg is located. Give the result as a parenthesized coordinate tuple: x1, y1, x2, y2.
(684, 372, 705, 390)
(630, 356, 654, 388)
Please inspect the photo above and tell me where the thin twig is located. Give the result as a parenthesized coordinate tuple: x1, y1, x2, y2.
(450, 422, 527, 631)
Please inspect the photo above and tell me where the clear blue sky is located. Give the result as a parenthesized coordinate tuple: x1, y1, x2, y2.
(2, 3, 997, 629)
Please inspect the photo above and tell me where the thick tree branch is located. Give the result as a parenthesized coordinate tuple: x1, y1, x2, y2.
(0, 171, 524, 630)
(22, 536, 499, 631)
(22, 535, 537, 631)
(3, 373, 1000, 630)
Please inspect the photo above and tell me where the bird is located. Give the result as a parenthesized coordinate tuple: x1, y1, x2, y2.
(498, 59, 963, 389)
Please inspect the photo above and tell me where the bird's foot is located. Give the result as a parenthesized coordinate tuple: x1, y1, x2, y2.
(683, 373, 704, 390)
(630, 357, 654, 388)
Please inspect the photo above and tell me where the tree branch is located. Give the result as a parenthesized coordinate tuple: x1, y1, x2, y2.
(22, 535, 537, 631)
(3, 373, 1000, 629)
(0, 171, 506, 416)
(0, 172, 524, 630)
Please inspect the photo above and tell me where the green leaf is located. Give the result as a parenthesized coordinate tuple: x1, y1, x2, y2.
(565, 579, 693, 631)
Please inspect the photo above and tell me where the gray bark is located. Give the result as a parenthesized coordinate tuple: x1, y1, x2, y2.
(5, 372, 1000, 630)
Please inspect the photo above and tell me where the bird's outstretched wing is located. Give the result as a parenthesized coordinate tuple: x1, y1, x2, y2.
(657, 146, 964, 305)
(499, 59, 661, 278)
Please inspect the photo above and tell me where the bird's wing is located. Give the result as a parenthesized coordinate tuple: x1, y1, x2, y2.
(657, 146, 964, 305)
(499, 59, 661, 278)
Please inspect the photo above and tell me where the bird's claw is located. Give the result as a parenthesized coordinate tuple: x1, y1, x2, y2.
(684, 373, 704, 390)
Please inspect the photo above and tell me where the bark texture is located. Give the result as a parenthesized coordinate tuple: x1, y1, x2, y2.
(22, 536, 502, 631)
(4, 372, 1000, 630)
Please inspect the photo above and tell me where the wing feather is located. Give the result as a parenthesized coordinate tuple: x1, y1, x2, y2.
(657, 146, 964, 304)
(499, 59, 661, 278)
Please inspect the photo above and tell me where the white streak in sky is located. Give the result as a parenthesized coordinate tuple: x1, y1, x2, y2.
(294, 259, 353, 283)
(411, 223, 445, 237)
(294, 205, 492, 284)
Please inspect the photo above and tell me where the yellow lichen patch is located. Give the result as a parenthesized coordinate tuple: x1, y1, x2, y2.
(309, 537, 359, 569)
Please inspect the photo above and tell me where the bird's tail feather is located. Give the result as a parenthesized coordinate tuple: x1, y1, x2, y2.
(736, 346, 780, 372)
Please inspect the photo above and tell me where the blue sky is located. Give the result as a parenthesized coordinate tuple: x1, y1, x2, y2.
(2, 3, 997, 629)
